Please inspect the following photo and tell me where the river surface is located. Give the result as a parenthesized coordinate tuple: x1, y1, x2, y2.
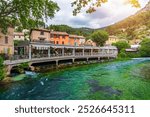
(0, 58, 150, 100)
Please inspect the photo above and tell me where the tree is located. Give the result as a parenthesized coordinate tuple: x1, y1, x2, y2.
(112, 41, 130, 52)
(0, 0, 59, 32)
(72, 0, 140, 15)
(139, 38, 150, 57)
(0, 57, 5, 81)
(0, 0, 141, 31)
(91, 30, 109, 46)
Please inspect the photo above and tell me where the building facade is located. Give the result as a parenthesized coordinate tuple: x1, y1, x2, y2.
(85, 39, 96, 46)
(30, 29, 50, 42)
(30, 29, 86, 46)
(0, 27, 14, 55)
(50, 31, 69, 45)
(105, 35, 128, 46)
(13, 32, 25, 41)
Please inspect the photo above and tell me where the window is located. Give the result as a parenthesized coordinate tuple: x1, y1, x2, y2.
(39, 37, 45, 41)
(56, 41, 59, 44)
(62, 41, 64, 45)
(5, 36, 8, 44)
(57, 35, 59, 38)
(51, 34, 54, 38)
(62, 36, 65, 39)
(40, 31, 44, 35)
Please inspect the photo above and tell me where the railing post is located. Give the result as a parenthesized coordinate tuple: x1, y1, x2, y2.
(29, 44, 32, 60)
(91, 48, 93, 56)
(72, 48, 75, 56)
(48, 47, 51, 58)
(82, 48, 85, 56)
(62, 47, 64, 56)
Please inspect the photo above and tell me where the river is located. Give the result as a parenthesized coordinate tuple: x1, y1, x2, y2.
(0, 58, 150, 100)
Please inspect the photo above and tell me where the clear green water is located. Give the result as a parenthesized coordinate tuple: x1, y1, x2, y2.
(0, 58, 150, 100)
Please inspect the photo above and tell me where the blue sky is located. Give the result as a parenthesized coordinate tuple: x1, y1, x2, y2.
(48, 0, 149, 28)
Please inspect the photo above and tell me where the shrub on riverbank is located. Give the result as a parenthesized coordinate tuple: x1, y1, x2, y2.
(139, 38, 150, 57)
(0, 57, 5, 81)
(17, 62, 29, 74)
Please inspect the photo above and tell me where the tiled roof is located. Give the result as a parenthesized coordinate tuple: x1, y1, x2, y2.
(69, 35, 85, 38)
(50, 31, 69, 35)
(31, 28, 50, 33)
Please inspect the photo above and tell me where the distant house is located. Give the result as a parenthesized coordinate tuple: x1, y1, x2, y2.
(30, 28, 86, 47)
(78, 36, 86, 46)
(13, 32, 25, 41)
(125, 44, 140, 53)
(30, 29, 50, 42)
(105, 35, 127, 46)
(84, 39, 96, 46)
(0, 27, 14, 55)
(69, 35, 80, 46)
(50, 31, 69, 45)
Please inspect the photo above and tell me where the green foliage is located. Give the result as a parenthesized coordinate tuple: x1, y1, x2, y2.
(118, 49, 127, 58)
(91, 30, 109, 46)
(72, 0, 140, 15)
(126, 52, 141, 58)
(0, 0, 59, 32)
(112, 41, 130, 52)
(0, 57, 5, 81)
(17, 62, 29, 74)
(106, 8, 150, 41)
(139, 38, 150, 57)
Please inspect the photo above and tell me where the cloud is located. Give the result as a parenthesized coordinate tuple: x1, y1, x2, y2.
(48, 0, 149, 28)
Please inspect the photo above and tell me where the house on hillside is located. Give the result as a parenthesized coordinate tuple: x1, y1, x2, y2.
(84, 39, 96, 46)
(0, 27, 14, 56)
(105, 35, 127, 46)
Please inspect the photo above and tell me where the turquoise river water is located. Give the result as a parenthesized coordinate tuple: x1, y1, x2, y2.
(0, 58, 150, 100)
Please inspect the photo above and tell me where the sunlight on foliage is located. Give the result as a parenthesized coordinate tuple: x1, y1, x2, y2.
(72, 0, 140, 15)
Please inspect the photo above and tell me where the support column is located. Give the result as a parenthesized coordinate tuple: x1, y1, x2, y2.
(72, 58, 75, 63)
(29, 44, 32, 60)
(48, 47, 51, 58)
(56, 60, 58, 66)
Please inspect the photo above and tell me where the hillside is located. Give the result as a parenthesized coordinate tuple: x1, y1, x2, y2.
(47, 25, 94, 39)
(106, 1, 150, 43)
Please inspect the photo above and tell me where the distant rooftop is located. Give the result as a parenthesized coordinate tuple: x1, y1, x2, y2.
(50, 31, 69, 35)
(69, 35, 85, 38)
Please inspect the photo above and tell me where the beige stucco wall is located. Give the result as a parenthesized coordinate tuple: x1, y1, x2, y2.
(30, 30, 50, 42)
(0, 27, 14, 54)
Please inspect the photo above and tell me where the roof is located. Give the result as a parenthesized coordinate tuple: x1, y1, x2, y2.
(50, 31, 69, 35)
(131, 45, 140, 49)
(30, 28, 50, 33)
(69, 35, 85, 38)
(125, 49, 138, 52)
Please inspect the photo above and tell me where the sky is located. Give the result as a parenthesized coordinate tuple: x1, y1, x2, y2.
(48, 0, 149, 29)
